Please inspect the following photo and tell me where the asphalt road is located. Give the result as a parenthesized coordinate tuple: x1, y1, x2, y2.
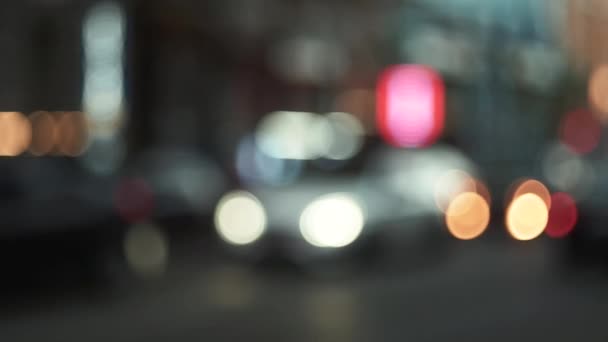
(0, 237, 607, 342)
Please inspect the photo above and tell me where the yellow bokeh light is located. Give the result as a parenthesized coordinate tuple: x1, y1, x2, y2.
(299, 193, 365, 248)
(473, 179, 492, 207)
(215, 191, 267, 246)
(123, 223, 169, 278)
(513, 179, 551, 210)
(445, 192, 490, 240)
(506, 193, 549, 241)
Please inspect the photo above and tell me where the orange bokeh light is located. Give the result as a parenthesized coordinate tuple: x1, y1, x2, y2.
(29, 111, 58, 156)
(434, 170, 476, 213)
(506, 193, 549, 241)
(445, 192, 490, 240)
(0, 112, 31, 156)
(54, 111, 89, 156)
(589, 65, 608, 118)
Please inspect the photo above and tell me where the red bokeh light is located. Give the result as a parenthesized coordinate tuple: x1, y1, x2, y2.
(559, 109, 601, 155)
(545, 192, 578, 238)
(376, 65, 445, 148)
(114, 178, 155, 223)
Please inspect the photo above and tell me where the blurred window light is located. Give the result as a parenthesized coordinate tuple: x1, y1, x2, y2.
(28, 111, 58, 156)
(506, 193, 549, 241)
(0, 112, 31, 157)
(236, 135, 303, 186)
(513, 42, 566, 93)
(215, 191, 267, 246)
(123, 223, 168, 278)
(400, 26, 482, 81)
(255, 111, 330, 160)
(422, 0, 555, 39)
(588, 65, 608, 118)
(559, 108, 601, 155)
(114, 178, 155, 224)
(269, 36, 349, 84)
(322, 112, 365, 160)
(299, 193, 365, 248)
(542, 143, 594, 198)
(546, 192, 578, 238)
(445, 192, 490, 240)
(82, 1, 126, 139)
(376, 65, 444, 148)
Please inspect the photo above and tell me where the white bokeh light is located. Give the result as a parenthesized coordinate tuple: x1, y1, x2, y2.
(322, 112, 365, 160)
(215, 191, 267, 245)
(543, 143, 594, 198)
(123, 223, 169, 278)
(299, 193, 365, 248)
(255, 111, 330, 160)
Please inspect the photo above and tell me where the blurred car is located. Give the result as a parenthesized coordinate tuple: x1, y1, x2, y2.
(213, 144, 483, 273)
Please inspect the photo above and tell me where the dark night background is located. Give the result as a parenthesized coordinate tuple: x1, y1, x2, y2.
(0, 0, 607, 341)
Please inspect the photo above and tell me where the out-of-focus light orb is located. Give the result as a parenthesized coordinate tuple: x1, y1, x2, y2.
(333, 89, 375, 134)
(559, 109, 601, 155)
(28, 111, 58, 156)
(299, 193, 365, 248)
(255, 111, 330, 160)
(215, 191, 267, 245)
(506, 193, 549, 241)
(589, 65, 608, 118)
(513, 179, 552, 210)
(546, 192, 578, 238)
(55, 111, 89, 156)
(400, 26, 481, 81)
(83, 0, 125, 137)
(0, 112, 31, 156)
(445, 192, 490, 240)
(376, 64, 445, 148)
(322, 112, 365, 160)
(515, 43, 566, 94)
(269, 36, 349, 84)
(123, 223, 168, 278)
(543, 143, 594, 198)
(114, 178, 154, 223)
(236, 135, 303, 186)
(434, 169, 476, 213)
(566, 0, 608, 67)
